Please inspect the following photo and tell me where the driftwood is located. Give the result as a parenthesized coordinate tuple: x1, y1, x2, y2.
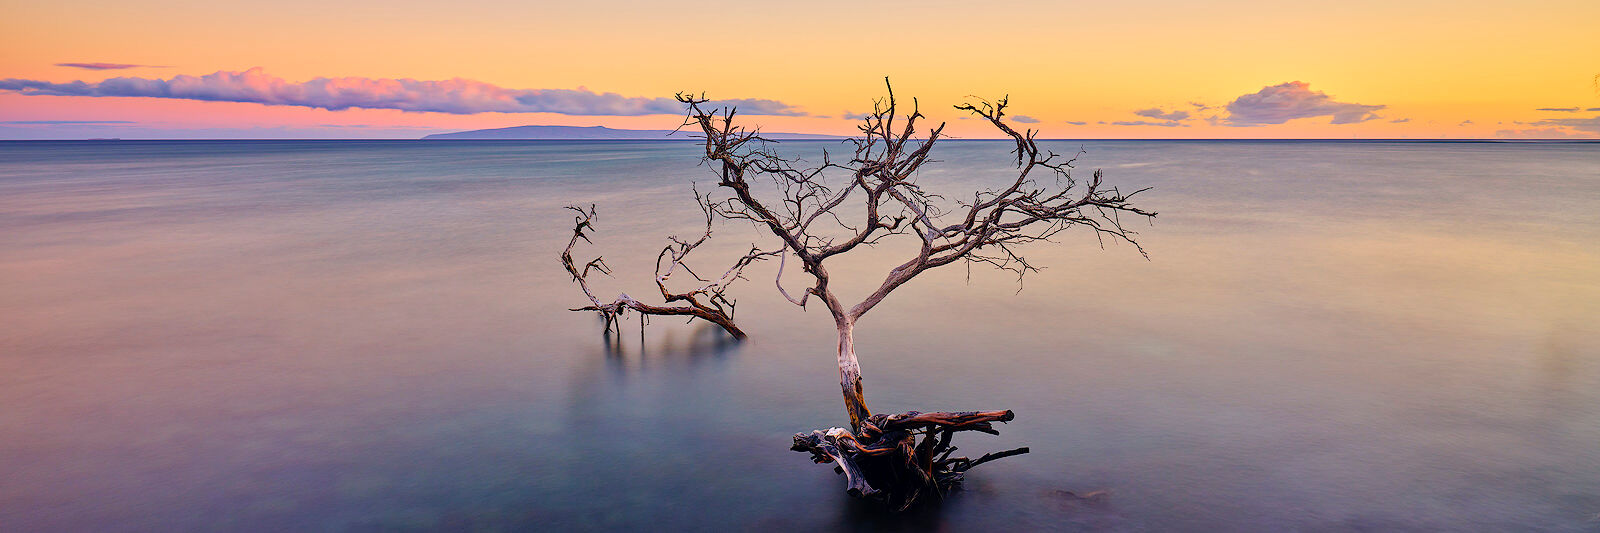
(791, 410, 1029, 511)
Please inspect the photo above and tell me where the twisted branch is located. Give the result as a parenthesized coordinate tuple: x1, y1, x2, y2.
(675, 79, 1157, 326)
(560, 202, 772, 340)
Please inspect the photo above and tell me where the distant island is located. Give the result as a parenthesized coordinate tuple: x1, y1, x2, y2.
(423, 125, 844, 141)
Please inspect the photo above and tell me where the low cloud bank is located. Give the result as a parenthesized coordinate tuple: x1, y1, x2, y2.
(1134, 108, 1190, 121)
(1, 68, 806, 116)
(1112, 120, 1187, 127)
(1495, 127, 1584, 139)
(56, 62, 162, 70)
(1528, 115, 1600, 133)
(1, 120, 136, 125)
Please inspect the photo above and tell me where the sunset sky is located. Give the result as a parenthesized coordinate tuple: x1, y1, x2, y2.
(3, 0, 1597, 139)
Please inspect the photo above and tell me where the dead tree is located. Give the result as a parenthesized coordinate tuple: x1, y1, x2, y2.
(669, 80, 1155, 510)
(565, 80, 1154, 509)
(560, 197, 772, 340)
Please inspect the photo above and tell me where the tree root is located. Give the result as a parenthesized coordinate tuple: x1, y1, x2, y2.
(791, 409, 1029, 511)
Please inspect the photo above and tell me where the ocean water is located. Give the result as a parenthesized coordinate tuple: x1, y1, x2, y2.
(1, 139, 1597, 531)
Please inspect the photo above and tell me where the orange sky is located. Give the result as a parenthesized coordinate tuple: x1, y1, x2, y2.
(2, 0, 1597, 139)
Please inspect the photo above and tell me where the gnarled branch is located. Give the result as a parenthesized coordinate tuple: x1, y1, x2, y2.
(560, 202, 772, 340)
(676, 79, 1156, 328)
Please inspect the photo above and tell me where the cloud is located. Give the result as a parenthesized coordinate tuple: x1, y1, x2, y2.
(1011, 115, 1040, 123)
(1112, 120, 1188, 127)
(1589, 107, 1600, 112)
(313, 123, 438, 129)
(1219, 81, 1384, 126)
(1458, 120, 1474, 126)
(1188, 101, 1211, 111)
(1495, 127, 1584, 139)
(0, 124, 452, 140)
(56, 62, 164, 70)
(1, 67, 806, 116)
(1119, 108, 1188, 127)
(1536, 107, 1580, 112)
(1064, 121, 1087, 126)
(1389, 118, 1410, 123)
(1133, 108, 1190, 121)
(0, 120, 136, 125)
(1527, 115, 1600, 134)
(842, 111, 873, 120)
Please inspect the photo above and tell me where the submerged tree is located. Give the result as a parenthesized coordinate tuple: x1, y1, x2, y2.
(560, 198, 766, 340)
(565, 81, 1154, 510)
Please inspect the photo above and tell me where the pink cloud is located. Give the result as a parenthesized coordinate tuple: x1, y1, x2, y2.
(2, 68, 807, 116)
(1494, 127, 1588, 139)
(1221, 82, 1384, 126)
(1133, 108, 1190, 121)
(56, 62, 165, 70)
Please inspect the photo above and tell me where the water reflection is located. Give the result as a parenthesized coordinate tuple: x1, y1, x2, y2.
(588, 319, 743, 362)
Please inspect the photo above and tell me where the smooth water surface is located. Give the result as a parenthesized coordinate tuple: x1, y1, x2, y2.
(2, 139, 1598, 531)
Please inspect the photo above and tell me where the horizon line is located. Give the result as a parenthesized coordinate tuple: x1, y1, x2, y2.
(2, 138, 1596, 143)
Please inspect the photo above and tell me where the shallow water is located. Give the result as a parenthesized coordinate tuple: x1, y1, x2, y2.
(2, 139, 1598, 531)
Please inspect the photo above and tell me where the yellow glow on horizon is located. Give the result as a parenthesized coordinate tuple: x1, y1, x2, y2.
(3, 0, 1597, 138)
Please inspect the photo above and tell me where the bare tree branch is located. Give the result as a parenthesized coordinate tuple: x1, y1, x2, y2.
(676, 81, 1155, 330)
(559, 203, 772, 340)
(568, 79, 1155, 509)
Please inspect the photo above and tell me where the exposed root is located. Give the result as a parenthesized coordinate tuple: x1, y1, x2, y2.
(791, 409, 1029, 511)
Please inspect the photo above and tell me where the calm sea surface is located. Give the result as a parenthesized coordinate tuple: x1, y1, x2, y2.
(2, 140, 1598, 531)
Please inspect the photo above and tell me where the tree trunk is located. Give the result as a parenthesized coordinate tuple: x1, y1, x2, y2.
(836, 319, 871, 433)
(794, 310, 1031, 511)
